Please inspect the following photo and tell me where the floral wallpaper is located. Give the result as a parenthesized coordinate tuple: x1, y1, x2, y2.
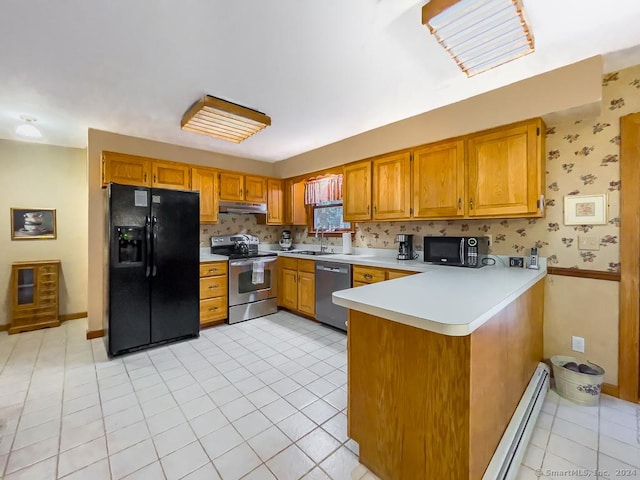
(202, 64, 639, 272)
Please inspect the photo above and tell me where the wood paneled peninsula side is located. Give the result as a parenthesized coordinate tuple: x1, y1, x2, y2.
(332, 263, 546, 480)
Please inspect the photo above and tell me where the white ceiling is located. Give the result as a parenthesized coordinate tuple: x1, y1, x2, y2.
(2, 1, 640, 163)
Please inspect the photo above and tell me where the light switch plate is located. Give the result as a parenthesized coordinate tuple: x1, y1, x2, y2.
(572, 336, 585, 353)
(578, 235, 600, 251)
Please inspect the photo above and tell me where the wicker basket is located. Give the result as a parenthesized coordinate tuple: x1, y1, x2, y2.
(550, 355, 605, 406)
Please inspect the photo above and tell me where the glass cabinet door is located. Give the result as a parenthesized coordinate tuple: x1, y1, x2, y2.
(16, 267, 36, 306)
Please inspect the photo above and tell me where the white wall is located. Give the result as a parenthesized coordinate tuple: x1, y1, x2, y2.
(0, 139, 87, 325)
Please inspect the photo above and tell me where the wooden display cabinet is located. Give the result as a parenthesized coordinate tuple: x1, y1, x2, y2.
(9, 260, 60, 334)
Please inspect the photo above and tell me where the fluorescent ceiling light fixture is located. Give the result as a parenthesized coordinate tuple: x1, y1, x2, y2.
(181, 95, 271, 143)
(16, 115, 42, 138)
(422, 0, 534, 76)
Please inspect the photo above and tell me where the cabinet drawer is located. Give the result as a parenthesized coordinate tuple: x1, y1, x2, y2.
(38, 295, 58, 305)
(298, 259, 315, 273)
(353, 266, 386, 284)
(200, 297, 227, 322)
(386, 270, 418, 280)
(200, 276, 228, 299)
(12, 305, 57, 320)
(280, 257, 298, 271)
(200, 262, 228, 278)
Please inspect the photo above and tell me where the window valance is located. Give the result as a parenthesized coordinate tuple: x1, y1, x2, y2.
(304, 174, 343, 205)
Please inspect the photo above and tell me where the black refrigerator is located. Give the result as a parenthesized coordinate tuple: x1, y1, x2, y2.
(105, 183, 200, 356)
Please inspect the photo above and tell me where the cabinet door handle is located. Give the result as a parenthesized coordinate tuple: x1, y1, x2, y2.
(374, 205, 377, 213)
(367, 205, 370, 214)
(208, 307, 218, 311)
(458, 198, 462, 210)
(208, 285, 217, 289)
(208, 268, 217, 273)
(144, 173, 147, 182)
(364, 273, 372, 279)
(153, 175, 157, 183)
(469, 198, 474, 210)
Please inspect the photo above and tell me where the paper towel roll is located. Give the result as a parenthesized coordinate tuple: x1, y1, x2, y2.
(342, 232, 353, 254)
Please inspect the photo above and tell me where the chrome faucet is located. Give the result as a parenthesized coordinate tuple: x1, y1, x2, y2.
(315, 228, 327, 253)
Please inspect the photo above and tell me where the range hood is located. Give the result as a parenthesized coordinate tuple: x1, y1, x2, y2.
(219, 200, 267, 215)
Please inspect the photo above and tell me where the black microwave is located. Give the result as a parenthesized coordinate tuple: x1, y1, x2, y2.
(423, 236, 489, 268)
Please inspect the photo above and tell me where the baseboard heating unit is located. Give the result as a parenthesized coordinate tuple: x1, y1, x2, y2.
(483, 362, 550, 480)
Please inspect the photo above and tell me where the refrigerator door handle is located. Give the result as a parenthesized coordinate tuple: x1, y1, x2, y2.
(145, 215, 152, 277)
(152, 216, 158, 277)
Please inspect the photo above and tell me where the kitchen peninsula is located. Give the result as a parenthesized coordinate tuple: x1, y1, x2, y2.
(332, 261, 546, 480)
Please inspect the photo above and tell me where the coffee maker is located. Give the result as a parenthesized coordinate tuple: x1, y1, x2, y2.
(395, 234, 414, 260)
(279, 230, 293, 251)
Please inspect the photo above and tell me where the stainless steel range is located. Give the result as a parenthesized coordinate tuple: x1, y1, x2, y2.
(211, 234, 278, 324)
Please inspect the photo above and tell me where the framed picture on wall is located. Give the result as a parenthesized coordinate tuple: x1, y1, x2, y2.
(10, 208, 57, 240)
(563, 194, 608, 225)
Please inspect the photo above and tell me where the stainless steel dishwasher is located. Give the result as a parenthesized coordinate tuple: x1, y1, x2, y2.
(315, 261, 351, 331)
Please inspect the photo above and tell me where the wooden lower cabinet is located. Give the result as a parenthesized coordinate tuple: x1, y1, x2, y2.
(347, 280, 544, 480)
(352, 265, 417, 286)
(9, 260, 60, 334)
(199, 261, 228, 328)
(352, 266, 386, 286)
(279, 258, 315, 317)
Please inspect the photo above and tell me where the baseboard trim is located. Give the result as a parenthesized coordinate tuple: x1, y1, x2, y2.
(601, 382, 620, 398)
(59, 312, 88, 322)
(86, 329, 105, 340)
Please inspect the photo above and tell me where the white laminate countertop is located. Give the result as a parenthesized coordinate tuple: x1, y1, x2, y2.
(332, 260, 546, 337)
(200, 248, 229, 262)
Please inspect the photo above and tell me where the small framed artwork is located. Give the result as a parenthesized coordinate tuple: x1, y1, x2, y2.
(563, 194, 608, 225)
(11, 208, 57, 240)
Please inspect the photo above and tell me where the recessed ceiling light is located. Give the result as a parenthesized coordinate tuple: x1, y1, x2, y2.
(16, 115, 42, 139)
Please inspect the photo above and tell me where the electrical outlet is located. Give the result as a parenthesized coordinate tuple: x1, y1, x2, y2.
(572, 336, 585, 353)
(509, 256, 525, 268)
(578, 235, 600, 251)
(486, 234, 493, 247)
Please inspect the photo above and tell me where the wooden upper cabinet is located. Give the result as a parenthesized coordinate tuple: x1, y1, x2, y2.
(219, 173, 267, 202)
(284, 179, 307, 226)
(102, 151, 150, 187)
(152, 161, 191, 190)
(343, 161, 372, 222)
(218, 172, 244, 201)
(467, 118, 544, 217)
(191, 167, 219, 223)
(372, 152, 411, 220)
(244, 175, 267, 203)
(413, 140, 465, 219)
(266, 178, 284, 225)
(102, 152, 190, 191)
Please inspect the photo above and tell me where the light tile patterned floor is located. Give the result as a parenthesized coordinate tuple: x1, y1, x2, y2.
(518, 386, 640, 480)
(0, 312, 637, 480)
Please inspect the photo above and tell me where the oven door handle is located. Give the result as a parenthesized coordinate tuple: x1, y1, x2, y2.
(459, 238, 465, 265)
(229, 257, 278, 267)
